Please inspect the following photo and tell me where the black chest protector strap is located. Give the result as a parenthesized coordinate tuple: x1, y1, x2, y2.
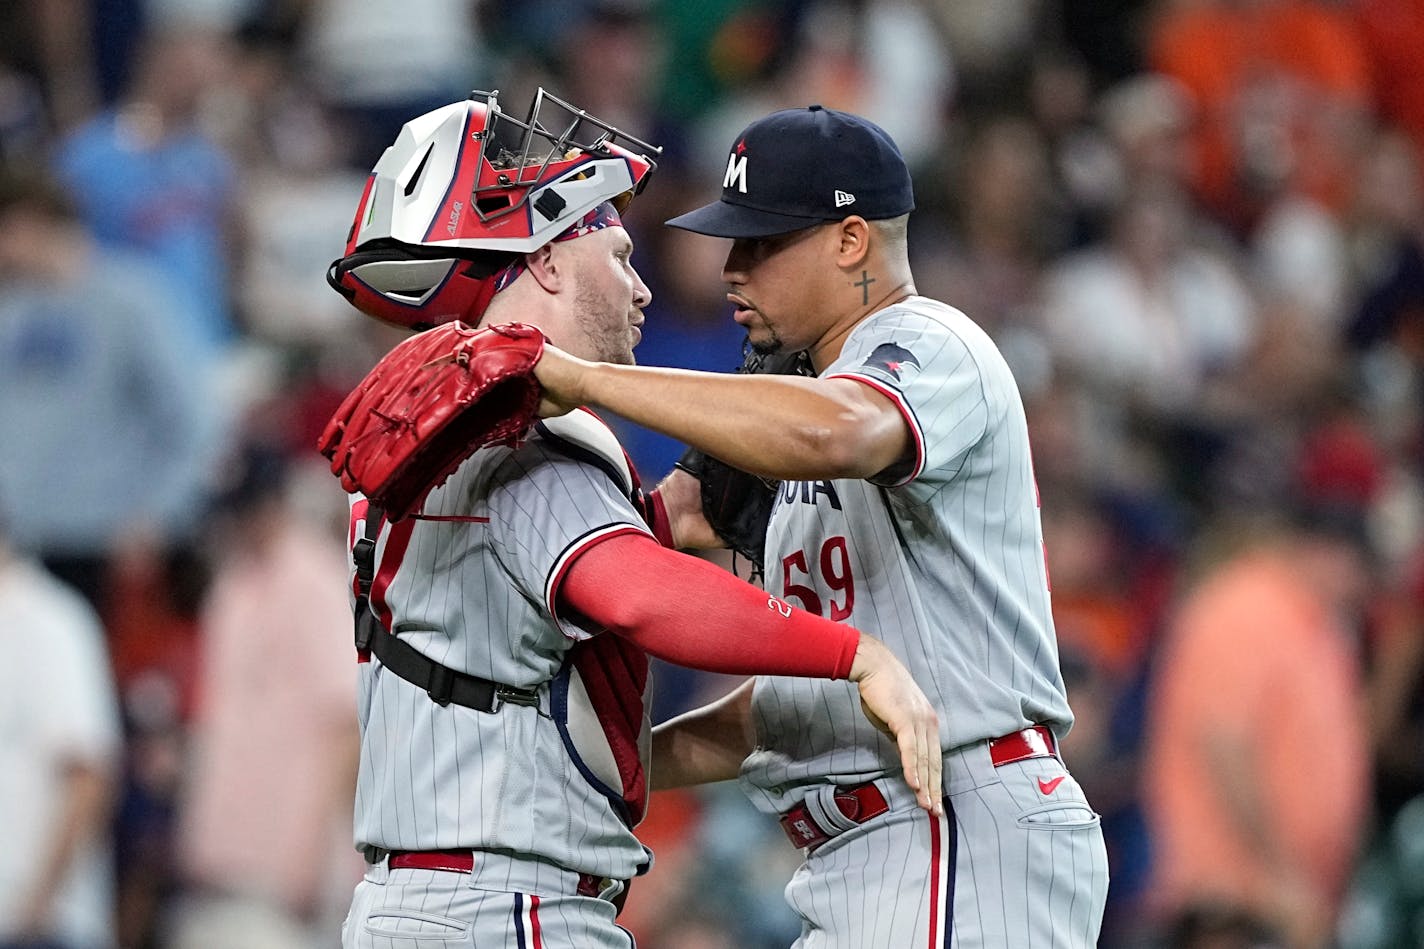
(353, 506, 539, 712)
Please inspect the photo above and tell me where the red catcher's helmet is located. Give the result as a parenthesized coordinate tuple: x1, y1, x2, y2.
(328, 88, 660, 330)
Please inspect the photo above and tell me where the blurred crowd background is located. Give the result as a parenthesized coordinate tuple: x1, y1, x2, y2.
(2, 0, 1424, 947)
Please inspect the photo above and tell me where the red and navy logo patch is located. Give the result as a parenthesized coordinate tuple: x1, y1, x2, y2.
(862, 342, 920, 381)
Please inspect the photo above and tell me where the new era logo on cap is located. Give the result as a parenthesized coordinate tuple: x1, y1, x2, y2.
(666, 105, 914, 239)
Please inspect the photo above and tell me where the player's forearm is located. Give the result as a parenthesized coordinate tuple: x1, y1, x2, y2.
(579, 363, 901, 480)
(651, 679, 756, 788)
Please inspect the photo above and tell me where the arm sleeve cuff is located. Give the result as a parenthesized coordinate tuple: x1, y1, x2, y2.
(644, 487, 677, 549)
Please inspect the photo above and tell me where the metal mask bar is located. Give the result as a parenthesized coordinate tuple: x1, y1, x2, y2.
(465, 88, 661, 224)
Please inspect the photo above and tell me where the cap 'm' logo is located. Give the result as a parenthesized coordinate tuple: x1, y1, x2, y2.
(834, 190, 856, 208)
(724, 151, 749, 194)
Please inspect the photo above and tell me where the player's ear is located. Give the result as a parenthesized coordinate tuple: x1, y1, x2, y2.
(524, 244, 562, 293)
(834, 216, 871, 268)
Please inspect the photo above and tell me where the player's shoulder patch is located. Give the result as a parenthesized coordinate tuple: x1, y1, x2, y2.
(860, 341, 923, 384)
(535, 408, 635, 497)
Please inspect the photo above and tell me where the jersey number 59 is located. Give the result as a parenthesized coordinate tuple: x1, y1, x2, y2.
(781, 535, 855, 620)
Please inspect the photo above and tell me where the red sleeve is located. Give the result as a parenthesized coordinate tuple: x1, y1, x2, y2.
(556, 532, 859, 678)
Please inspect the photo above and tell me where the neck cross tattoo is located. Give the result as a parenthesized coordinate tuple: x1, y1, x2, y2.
(854, 270, 876, 305)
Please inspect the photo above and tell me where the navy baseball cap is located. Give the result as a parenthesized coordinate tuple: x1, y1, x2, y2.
(667, 105, 914, 238)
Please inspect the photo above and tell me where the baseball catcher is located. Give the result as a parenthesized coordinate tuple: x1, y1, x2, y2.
(319, 86, 659, 521)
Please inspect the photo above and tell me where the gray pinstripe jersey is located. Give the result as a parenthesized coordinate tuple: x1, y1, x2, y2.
(741, 296, 1071, 813)
(348, 409, 655, 881)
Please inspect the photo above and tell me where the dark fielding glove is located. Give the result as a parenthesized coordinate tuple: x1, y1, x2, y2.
(676, 347, 814, 572)
(318, 321, 546, 522)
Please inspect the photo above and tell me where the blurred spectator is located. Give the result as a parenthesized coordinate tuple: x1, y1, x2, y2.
(1353, 0, 1424, 162)
(1346, 130, 1424, 365)
(0, 503, 123, 949)
(1043, 493, 1148, 692)
(1058, 644, 1156, 949)
(165, 443, 360, 949)
(1250, 192, 1350, 342)
(913, 115, 1062, 365)
(0, 163, 223, 949)
(1044, 493, 1159, 946)
(52, 25, 242, 359)
(1146, 0, 1375, 235)
(551, 0, 669, 143)
(1096, 71, 1194, 198)
(295, 0, 485, 170)
(0, 164, 221, 616)
(849, 0, 955, 169)
(653, 0, 804, 131)
(219, 23, 371, 348)
(1144, 509, 1374, 948)
(685, 4, 871, 185)
(916, 0, 1038, 111)
(1051, 0, 1150, 87)
(1366, 547, 1424, 825)
(105, 556, 200, 949)
(1038, 180, 1257, 416)
(686, 1, 951, 182)
(0, 1, 101, 133)
(1025, 49, 1127, 250)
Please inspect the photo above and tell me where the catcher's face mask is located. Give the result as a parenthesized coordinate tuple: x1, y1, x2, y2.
(328, 88, 660, 330)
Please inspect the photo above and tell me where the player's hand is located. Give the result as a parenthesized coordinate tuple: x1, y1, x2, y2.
(654, 468, 723, 550)
(533, 343, 592, 418)
(847, 635, 943, 815)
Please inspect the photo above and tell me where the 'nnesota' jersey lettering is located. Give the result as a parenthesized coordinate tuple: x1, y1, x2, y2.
(349, 409, 654, 880)
(741, 296, 1071, 813)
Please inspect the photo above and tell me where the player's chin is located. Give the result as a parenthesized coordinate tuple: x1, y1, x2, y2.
(748, 328, 784, 356)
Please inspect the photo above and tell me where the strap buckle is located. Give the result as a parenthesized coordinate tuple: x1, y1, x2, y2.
(495, 685, 541, 709)
(427, 664, 455, 707)
(353, 537, 377, 585)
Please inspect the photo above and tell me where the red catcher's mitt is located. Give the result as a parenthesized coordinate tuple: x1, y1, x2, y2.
(317, 322, 546, 521)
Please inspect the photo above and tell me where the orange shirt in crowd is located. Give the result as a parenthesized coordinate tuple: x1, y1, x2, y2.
(1145, 549, 1369, 920)
(1148, 0, 1374, 226)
